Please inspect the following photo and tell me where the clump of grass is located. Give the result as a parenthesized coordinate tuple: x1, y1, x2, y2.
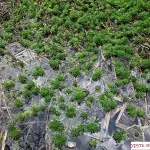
(89, 139, 98, 148)
(69, 65, 81, 77)
(70, 124, 85, 137)
(32, 66, 45, 78)
(49, 59, 60, 70)
(18, 74, 28, 84)
(14, 99, 23, 108)
(52, 133, 67, 149)
(65, 106, 76, 118)
(80, 112, 88, 119)
(8, 123, 21, 141)
(17, 112, 25, 122)
(3, 80, 15, 90)
(71, 87, 86, 104)
(113, 130, 126, 143)
(48, 119, 64, 132)
(92, 69, 103, 81)
(85, 122, 99, 133)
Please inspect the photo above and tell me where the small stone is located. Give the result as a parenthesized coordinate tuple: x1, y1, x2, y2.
(67, 141, 76, 148)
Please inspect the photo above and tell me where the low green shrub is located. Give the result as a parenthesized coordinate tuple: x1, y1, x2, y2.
(52, 133, 67, 149)
(92, 69, 103, 81)
(66, 106, 76, 118)
(18, 75, 28, 84)
(32, 66, 45, 78)
(113, 130, 126, 143)
(49, 119, 64, 132)
(14, 99, 23, 108)
(3, 80, 15, 90)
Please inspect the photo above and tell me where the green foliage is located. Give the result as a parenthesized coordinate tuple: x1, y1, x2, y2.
(80, 112, 88, 119)
(24, 81, 35, 90)
(65, 106, 76, 118)
(55, 75, 65, 82)
(108, 83, 118, 95)
(126, 104, 136, 118)
(49, 119, 64, 132)
(0, 40, 6, 48)
(44, 95, 51, 103)
(8, 123, 21, 141)
(59, 103, 67, 111)
(3, 80, 15, 90)
(14, 99, 23, 108)
(52, 133, 67, 149)
(69, 65, 81, 77)
(49, 106, 61, 116)
(113, 130, 126, 143)
(113, 60, 130, 84)
(22, 89, 32, 98)
(76, 51, 88, 59)
(32, 87, 40, 95)
(40, 105, 47, 112)
(92, 69, 103, 81)
(58, 95, 65, 102)
(41, 87, 54, 97)
(18, 75, 28, 84)
(17, 113, 25, 122)
(71, 87, 86, 104)
(1, 32, 12, 41)
(51, 78, 64, 90)
(30, 104, 40, 116)
(89, 139, 98, 148)
(49, 59, 60, 70)
(140, 59, 150, 70)
(65, 88, 73, 94)
(87, 96, 94, 107)
(85, 122, 99, 133)
(70, 124, 85, 137)
(99, 91, 117, 112)
(32, 66, 45, 78)
(137, 109, 145, 118)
